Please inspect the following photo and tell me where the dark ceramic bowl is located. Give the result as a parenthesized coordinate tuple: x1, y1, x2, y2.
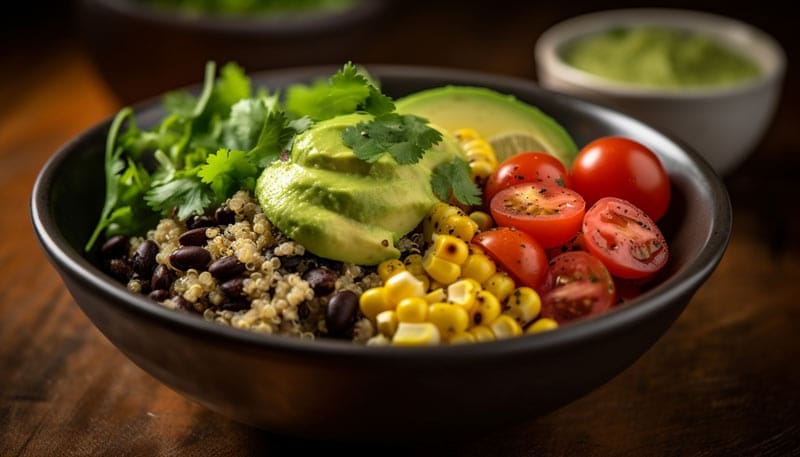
(78, 0, 390, 104)
(31, 65, 731, 441)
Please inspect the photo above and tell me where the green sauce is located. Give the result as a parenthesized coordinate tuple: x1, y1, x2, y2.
(561, 27, 761, 88)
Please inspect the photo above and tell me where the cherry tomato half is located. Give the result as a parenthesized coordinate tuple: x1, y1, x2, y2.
(484, 152, 571, 206)
(571, 137, 670, 221)
(472, 227, 548, 290)
(540, 251, 617, 324)
(490, 184, 585, 249)
(583, 197, 669, 279)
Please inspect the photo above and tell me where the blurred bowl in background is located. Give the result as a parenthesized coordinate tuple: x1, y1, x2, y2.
(535, 8, 786, 175)
(78, 0, 390, 104)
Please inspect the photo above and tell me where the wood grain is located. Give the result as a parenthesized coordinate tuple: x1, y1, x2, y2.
(2, 2, 798, 455)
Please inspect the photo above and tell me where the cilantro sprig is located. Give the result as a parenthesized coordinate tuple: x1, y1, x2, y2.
(341, 113, 443, 165)
(431, 158, 483, 206)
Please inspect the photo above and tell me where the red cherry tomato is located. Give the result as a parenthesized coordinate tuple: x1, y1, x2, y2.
(484, 152, 571, 206)
(489, 184, 585, 249)
(472, 227, 548, 290)
(571, 137, 670, 221)
(583, 197, 669, 279)
(540, 251, 617, 324)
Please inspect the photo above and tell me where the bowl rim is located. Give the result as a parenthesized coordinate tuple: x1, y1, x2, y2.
(80, 0, 388, 36)
(535, 8, 787, 100)
(31, 64, 732, 361)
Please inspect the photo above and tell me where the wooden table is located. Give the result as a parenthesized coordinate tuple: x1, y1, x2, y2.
(2, 2, 798, 455)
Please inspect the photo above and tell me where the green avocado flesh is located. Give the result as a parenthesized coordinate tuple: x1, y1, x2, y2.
(395, 86, 578, 166)
(256, 113, 463, 265)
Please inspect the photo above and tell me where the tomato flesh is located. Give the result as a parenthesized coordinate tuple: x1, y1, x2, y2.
(571, 137, 670, 221)
(490, 184, 585, 249)
(472, 227, 548, 290)
(484, 152, 571, 206)
(583, 197, 669, 279)
(540, 251, 616, 324)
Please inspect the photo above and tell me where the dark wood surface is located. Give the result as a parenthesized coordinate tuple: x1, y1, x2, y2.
(2, 2, 798, 455)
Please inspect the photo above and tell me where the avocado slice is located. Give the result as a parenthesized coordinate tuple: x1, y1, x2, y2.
(395, 86, 578, 166)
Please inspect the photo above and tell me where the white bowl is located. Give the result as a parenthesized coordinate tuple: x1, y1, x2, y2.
(535, 8, 786, 175)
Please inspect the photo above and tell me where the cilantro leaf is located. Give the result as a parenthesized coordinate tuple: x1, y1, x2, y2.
(431, 158, 483, 206)
(198, 149, 258, 198)
(145, 176, 214, 221)
(342, 113, 442, 165)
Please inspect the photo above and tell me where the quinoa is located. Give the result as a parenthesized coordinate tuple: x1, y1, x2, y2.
(102, 191, 384, 341)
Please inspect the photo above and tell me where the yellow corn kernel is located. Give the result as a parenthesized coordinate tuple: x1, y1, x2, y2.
(468, 244, 485, 256)
(403, 254, 425, 276)
(526, 318, 559, 335)
(469, 159, 495, 184)
(396, 297, 429, 323)
(469, 325, 496, 343)
(490, 315, 523, 339)
(423, 253, 461, 285)
(470, 290, 502, 327)
(449, 332, 476, 344)
(431, 234, 469, 266)
(383, 271, 426, 306)
(463, 138, 497, 166)
(447, 279, 479, 312)
(440, 214, 478, 243)
(428, 303, 469, 341)
(392, 322, 441, 346)
(469, 211, 494, 232)
(429, 279, 445, 292)
(424, 203, 464, 242)
(461, 253, 497, 284)
(425, 288, 447, 304)
(483, 272, 516, 303)
(414, 274, 430, 293)
(378, 259, 406, 282)
(453, 128, 480, 142)
(359, 287, 391, 321)
(505, 287, 541, 327)
(376, 310, 399, 338)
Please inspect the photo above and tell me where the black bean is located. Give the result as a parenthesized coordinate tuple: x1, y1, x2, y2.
(208, 256, 246, 280)
(304, 267, 337, 296)
(148, 289, 170, 302)
(132, 240, 159, 277)
(215, 207, 236, 225)
(150, 264, 175, 291)
(297, 302, 310, 319)
(169, 246, 211, 271)
(100, 235, 129, 259)
(179, 227, 208, 246)
(221, 278, 245, 299)
(220, 300, 249, 312)
(326, 290, 358, 338)
(174, 296, 197, 314)
(281, 255, 301, 270)
(108, 258, 133, 282)
(187, 215, 215, 229)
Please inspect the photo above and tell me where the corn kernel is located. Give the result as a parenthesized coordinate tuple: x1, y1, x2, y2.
(463, 138, 497, 164)
(447, 279, 479, 312)
(376, 310, 399, 337)
(483, 272, 516, 303)
(429, 279, 445, 292)
(441, 214, 478, 243)
(469, 159, 495, 183)
(359, 287, 391, 321)
(384, 271, 426, 306)
(490, 315, 523, 339)
(414, 274, 430, 292)
(378, 259, 406, 282)
(470, 290, 502, 327)
(469, 211, 494, 232)
(461, 254, 497, 284)
(425, 288, 447, 304)
(424, 203, 464, 242)
(403, 254, 425, 276)
(505, 287, 541, 327)
(469, 244, 485, 256)
(449, 332, 476, 344)
(469, 325, 496, 342)
(396, 297, 429, 323)
(392, 322, 441, 346)
(423, 253, 461, 285)
(428, 303, 469, 341)
(453, 128, 480, 142)
(430, 234, 469, 265)
(526, 318, 559, 334)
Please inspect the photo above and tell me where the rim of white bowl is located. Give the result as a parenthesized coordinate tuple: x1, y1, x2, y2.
(535, 8, 786, 100)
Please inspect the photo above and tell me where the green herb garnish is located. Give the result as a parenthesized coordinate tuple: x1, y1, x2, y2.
(341, 113, 443, 165)
(431, 158, 483, 206)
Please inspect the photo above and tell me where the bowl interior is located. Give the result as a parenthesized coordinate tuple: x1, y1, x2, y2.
(536, 8, 786, 98)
